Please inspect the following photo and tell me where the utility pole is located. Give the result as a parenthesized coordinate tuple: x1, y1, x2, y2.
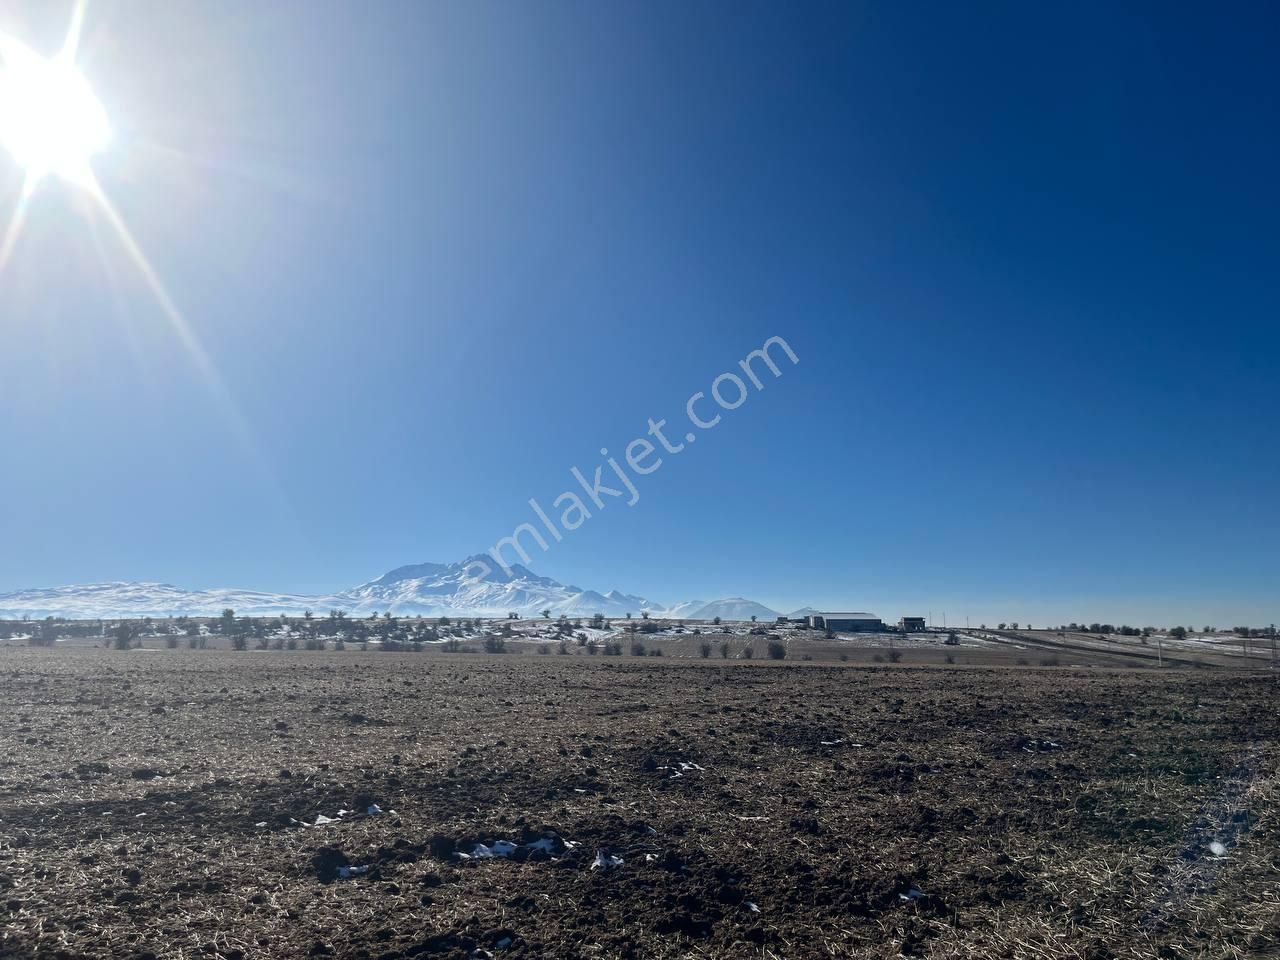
(1157, 636, 1164, 669)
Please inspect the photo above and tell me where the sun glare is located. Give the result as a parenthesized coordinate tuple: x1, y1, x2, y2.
(0, 33, 109, 187)
(0, 5, 271, 493)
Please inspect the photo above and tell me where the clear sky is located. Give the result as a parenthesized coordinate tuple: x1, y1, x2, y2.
(0, 1, 1276, 626)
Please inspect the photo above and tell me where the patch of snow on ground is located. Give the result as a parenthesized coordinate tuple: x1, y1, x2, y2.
(468, 841, 519, 859)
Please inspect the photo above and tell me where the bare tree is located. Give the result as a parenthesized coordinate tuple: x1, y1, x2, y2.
(112, 621, 141, 650)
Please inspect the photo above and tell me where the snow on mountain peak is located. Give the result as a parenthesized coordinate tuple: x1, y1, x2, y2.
(0, 560, 777, 621)
(368, 562, 451, 586)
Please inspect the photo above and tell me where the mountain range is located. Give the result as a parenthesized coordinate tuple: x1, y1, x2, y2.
(0, 556, 784, 622)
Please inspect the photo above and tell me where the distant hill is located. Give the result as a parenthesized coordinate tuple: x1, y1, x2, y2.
(666, 598, 782, 622)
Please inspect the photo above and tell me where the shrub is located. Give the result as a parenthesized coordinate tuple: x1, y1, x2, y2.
(483, 635, 508, 654)
(944, 653, 956, 664)
(945, 631, 959, 646)
(887, 649, 902, 663)
(285, 636, 299, 650)
(603, 641, 623, 656)
(1039, 656, 1060, 667)
(537, 644, 550, 654)
(766, 640, 787, 660)
(840, 653, 849, 662)
(872, 653, 885, 663)
(719, 642, 730, 659)
(741, 647, 754, 660)
(630, 641, 646, 657)
(558, 640, 569, 655)
(112, 621, 140, 650)
(649, 648, 663, 656)
(231, 634, 248, 651)
(334, 638, 345, 651)
(165, 635, 179, 649)
(699, 642, 712, 658)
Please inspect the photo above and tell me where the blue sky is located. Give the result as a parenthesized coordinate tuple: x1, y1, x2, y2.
(0, 1, 1276, 625)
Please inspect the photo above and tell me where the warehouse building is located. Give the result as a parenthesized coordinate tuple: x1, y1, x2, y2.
(808, 612, 883, 632)
(900, 617, 927, 632)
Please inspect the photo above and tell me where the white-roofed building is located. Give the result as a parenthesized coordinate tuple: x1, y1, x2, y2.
(808, 612, 883, 632)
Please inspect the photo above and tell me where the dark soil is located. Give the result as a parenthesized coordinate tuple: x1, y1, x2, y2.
(2, 650, 1278, 958)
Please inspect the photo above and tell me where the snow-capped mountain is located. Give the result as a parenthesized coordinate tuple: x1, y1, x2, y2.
(662, 599, 710, 620)
(337, 555, 664, 618)
(666, 598, 782, 622)
(0, 582, 328, 620)
(0, 558, 779, 621)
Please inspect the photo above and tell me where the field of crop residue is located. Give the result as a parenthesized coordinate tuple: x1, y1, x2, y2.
(2, 650, 1279, 959)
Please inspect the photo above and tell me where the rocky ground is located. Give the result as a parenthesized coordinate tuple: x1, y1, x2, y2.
(2, 649, 1279, 959)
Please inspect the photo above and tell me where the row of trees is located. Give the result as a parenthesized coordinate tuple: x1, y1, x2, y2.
(973, 622, 1279, 640)
(1057, 623, 1277, 640)
(11, 609, 508, 650)
(7, 606, 785, 647)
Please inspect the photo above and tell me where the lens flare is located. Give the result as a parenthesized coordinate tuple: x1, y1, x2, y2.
(0, 31, 109, 187)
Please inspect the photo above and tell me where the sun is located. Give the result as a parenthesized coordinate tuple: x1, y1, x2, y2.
(0, 32, 109, 188)
(0, 6, 263, 472)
